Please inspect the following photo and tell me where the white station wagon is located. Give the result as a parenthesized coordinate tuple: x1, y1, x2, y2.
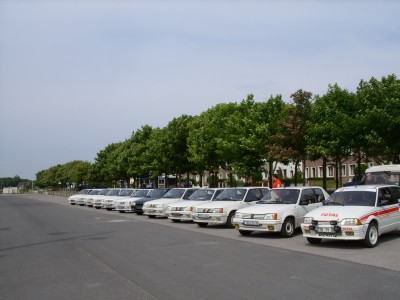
(233, 187, 329, 237)
(191, 187, 270, 228)
(301, 185, 400, 247)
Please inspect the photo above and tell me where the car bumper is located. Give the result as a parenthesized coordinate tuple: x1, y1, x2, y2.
(301, 223, 368, 240)
(167, 211, 193, 221)
(191, 213, 228, 224)
(233, 218, 283, 232)
(115, 205, 133, 212)
(143, 208, 167, 217)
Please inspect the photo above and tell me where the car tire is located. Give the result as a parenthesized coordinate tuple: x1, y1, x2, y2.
(171, 219, 181, 223)
(136, 211, 143, 215)
(119, 211, 124, 213)
(197, 222, 208, 227)
(239, 230, 253, 236)
(106, 208, 112, 211)
(280, 217, 295, 238)
(95, 207, 100, 209)
(363, 222, 379, 248)
(148, 215, 156, 218)
(226, 211, 236, 228)
(306, 237, 322, 244)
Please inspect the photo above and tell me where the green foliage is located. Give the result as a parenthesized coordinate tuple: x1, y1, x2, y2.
(34, 73, 400, 189)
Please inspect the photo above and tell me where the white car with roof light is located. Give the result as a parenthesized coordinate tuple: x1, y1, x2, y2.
(191, 187, 270, 228)
(103, 189, 135, 211)
(166, 188, 226, 222)
(233, 187, 329, 237)
(143, 188, 198, 218)
(68, 189, 91, 205)
(301, 185, 400, 247)
(115, 189, 152, 213)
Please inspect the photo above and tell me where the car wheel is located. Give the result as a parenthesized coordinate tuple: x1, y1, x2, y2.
(119, 211, 124, 213)
(95, 207, 100, 209)
(307, 237, 322, 244)
(171, 219, 181, 223)
(70, 203, 75, 205)
(239, 230, 253, 236)
(363, 222, 379, 248)
(226, 211, 236, 228)
(106, 208, 112, 211)
(136, 212, 143, 215)
(148, 215, 156, 218)
(197, 222, 208, 227)
(280, 217, 295, 238)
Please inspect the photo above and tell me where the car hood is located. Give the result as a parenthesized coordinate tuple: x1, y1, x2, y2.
(305, 206, 377, 221)
(194, 200, 245, 210)
(146, 198, 182, 205)
(237, 204, 297, 214)
(170, 200, 212, 208)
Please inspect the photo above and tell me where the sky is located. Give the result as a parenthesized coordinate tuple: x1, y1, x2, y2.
(0, 0, 399, 180)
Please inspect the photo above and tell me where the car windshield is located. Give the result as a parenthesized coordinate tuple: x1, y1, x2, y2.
(214, 189, 246, 201)
(79, 189, 89, 194)
(324, 190, 376, 207)
(163, 189, 185, 199)
(132, 190, 149, 197)
(188, 189, 215, 201)
(118, 189, 134, 196)
(107, 189, 121, 196)
(364, 171, 400, 185)
(258, 189, 300, 204)
(98, 189, 109, 195)
(146, 189, 169, 198)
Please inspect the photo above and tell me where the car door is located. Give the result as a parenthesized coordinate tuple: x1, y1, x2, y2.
(377, 187, 400, 233)
(296, 189, 316, 226)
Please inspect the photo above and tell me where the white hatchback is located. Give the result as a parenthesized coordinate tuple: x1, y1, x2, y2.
(233, 187, 329, 237)
(166, 188, 226, 222)
(114, 189, 151, 213)
(191, 187, 270, 228)
(301, 185, 400, 247)
(143, 188, 198, 218)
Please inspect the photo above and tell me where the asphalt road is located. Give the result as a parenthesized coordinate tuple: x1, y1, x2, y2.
(1, 194, 400, 300)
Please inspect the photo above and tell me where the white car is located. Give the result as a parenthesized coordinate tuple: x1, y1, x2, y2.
(93, 188, 123, 209)
(166, 188, 226, 222)
(83, 189, 109, 207)
(233, 187, 329, 237)
(68, 189, 91, 205)
(301, 185, 400, 247)
(143, 188, 198, 218)
(75, 189, 107, 206)
(191, 187, 270, 228)
(103, 189, 136, 211)
(114, 189, 151, 213)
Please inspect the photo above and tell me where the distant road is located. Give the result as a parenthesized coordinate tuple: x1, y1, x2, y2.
(1, 194, 400, 300)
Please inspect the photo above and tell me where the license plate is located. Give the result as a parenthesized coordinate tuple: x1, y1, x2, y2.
(148, 209, 156, 213)
(243, 220, 259, 226)
(197, 213, 210, 219)
(317, 226, 334, 233)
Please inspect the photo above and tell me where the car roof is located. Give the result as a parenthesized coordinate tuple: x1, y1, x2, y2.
(335, 184, 398, 192)
(366, 164, 400, 173)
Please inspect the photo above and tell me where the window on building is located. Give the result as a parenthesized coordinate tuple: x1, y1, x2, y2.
(350, 165, 355, 176)
(283, 170, 287, 178)
(305, 168, 309, 178)
(341, 165, 346, 176)
(312, 167, 316, 178)
(318, 166, 323, 177)
(328, 166, 333, 177)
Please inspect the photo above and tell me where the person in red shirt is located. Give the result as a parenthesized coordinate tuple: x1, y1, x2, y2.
(272, 174, 282, 188)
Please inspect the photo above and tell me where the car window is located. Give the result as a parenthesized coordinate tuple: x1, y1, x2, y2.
(183, 189, 197, 199)
(388, 186, 400, 203)
(300, 189, 315, 204)
(378, 187, 395, 206)
(245, 189, 263, 202)
(313, 188, 326, 203)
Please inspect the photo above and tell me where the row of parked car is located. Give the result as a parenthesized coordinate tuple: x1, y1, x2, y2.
(68, 184, 400, 248)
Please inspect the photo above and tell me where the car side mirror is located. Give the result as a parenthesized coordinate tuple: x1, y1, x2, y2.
(299, 199, 309, 205)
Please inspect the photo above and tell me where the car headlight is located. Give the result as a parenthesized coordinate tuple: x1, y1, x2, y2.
(184, 207, 192, 211)
(156, 204, 164, 208)
(303, 217, 313, 224)
(235, 212, 242, 218)
(264, 213, 277, 220)
(212, 208, 223, 213)
(341, 218, 362, 226)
